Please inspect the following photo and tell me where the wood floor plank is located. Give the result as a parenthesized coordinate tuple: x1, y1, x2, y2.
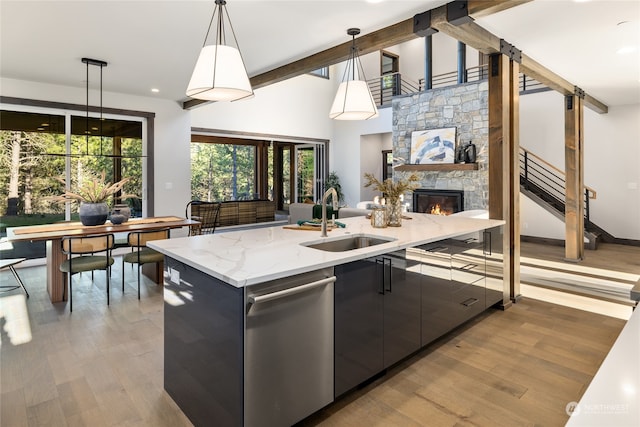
(1, 389, 28, 427)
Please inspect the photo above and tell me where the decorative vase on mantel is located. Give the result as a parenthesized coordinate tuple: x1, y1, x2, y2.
(387, 198, 403, 227)
(79, 202, 109, 226)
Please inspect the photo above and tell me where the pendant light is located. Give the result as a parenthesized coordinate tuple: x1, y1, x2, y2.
(329, 28, 379, 120)
(82, 57, 107, 156)
(186, 0, 253, 101)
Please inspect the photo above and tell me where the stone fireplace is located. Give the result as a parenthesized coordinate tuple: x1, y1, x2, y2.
(392, 80, 489, 212)
(413, 189, 464, 215)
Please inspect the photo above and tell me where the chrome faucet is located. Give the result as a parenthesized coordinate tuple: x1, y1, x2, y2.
(321, 187, 338, 237)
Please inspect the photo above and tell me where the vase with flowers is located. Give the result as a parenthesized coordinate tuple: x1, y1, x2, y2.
(49, 171, 136, 226)
(363, 172, 420, 226)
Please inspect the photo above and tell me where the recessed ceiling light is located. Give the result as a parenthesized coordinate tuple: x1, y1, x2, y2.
(151, 88, 159, 93)
(617, 46, 638, 55)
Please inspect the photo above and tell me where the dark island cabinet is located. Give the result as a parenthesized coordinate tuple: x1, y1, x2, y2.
(163, 257, 244, 427)
(410, 225, 504, 347)
(334, 258, 384, 397)
(449, 235, 487, 325)
(382, 251, 422, 368)
(409, 243, 455, 346)
(334, 250, 421, 398)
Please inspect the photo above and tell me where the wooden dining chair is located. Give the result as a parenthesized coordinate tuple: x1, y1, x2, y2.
(60, 233, 115, 312)
(122, 228, 170, 299)
(186, 200, 220, 236)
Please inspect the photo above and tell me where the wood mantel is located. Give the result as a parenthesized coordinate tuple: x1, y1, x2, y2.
(395, 163, 479, 172)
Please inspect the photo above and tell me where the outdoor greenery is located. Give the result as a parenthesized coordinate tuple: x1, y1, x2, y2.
(296, 147, 315, 203)
(190, 142, 258, 201)
(0, 128, 142, 224)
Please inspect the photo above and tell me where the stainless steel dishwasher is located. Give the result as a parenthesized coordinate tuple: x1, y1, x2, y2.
(244, 268, 335, 427)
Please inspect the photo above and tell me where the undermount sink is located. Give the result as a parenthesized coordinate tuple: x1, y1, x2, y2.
(301, 234, 396, 252)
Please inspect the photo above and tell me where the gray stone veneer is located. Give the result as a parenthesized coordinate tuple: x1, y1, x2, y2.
(392, 81, 489, 211)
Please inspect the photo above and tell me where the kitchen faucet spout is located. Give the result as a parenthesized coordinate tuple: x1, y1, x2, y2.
(321, 188, 338, 237)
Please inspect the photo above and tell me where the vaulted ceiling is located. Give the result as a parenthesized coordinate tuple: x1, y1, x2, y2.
(1, 1, 638, 107)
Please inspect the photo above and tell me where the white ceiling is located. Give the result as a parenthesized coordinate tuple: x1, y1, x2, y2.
(1, 0, 639, 107)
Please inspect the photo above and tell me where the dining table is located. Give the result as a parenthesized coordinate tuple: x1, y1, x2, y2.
(6, 216, 199, 303)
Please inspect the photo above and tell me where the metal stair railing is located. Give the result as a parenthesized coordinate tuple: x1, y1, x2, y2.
(519, 147, 597, 226)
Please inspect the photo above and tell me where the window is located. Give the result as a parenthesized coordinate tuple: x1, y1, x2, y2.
(1, 107, 145, 260)
(1, 110, 143, 219)
(190, 135, 327, 210)
(190, 142, 257, 201)
(309, 67, 329, 79)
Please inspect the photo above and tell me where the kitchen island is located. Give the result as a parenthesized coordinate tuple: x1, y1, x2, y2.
(149, 213, 506, 427)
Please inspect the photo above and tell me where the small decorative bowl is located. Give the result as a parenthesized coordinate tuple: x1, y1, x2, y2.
(110, 213, 126, 225)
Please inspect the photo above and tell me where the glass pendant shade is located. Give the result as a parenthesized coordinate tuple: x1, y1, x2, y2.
(186, 44, 252, 101)
(329, 80, 379, 120)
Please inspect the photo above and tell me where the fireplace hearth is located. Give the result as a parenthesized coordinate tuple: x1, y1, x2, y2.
(413, 189, 464, 216)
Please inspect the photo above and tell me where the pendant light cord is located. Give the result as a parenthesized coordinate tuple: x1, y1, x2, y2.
(86, 60, 89, 156)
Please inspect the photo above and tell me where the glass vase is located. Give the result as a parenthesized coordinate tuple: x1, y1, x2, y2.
(387, 199, 403, 227)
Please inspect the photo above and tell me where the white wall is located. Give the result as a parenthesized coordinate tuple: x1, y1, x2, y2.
(190, 74, 334, 139)
(359, 133, 392, 202)
(330, 107, 393, 207)
(520, 91, 640, 240)
(1, 77, 192, 219)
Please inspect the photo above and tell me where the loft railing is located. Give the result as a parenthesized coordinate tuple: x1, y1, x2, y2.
(519, 147, 596, 225)
(418, 64, 550, 93)
(370, 66, 549, 106)
(366, 72, 421, 106)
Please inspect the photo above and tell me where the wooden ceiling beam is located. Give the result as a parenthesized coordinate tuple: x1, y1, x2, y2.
(430, 3, 608, 114)
(468, 0, 532, 19)
(183, 19, 417, 110)
(185, 0, 608, 114)
(183, 1, 529, 110)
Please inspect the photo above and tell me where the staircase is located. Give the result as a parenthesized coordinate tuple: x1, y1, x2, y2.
(519, 147, 613, 249)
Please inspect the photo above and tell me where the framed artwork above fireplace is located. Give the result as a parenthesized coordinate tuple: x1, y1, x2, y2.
(409, 127, 456, 165)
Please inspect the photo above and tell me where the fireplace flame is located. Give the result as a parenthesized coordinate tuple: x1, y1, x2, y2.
(430, 204, 449, 216)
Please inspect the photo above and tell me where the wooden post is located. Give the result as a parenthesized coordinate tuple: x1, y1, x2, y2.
(564, 94, 585, 261)
(508, 59, 521, 302)
(488, 53, 521, 307)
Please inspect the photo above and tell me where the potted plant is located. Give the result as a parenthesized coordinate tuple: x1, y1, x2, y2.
(324, 171, 344, 206)
(49, 171, 135, 226)
(363, 172, 420, 226)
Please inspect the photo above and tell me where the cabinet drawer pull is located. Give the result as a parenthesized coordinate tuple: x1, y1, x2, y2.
(460, 263, 477, 271)
(427, 246, 448, 253)
(461, 298, 479, 307)
(463, 238, 478, 244)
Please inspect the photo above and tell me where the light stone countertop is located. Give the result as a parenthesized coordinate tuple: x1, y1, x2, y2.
(148, 213, 505, 288)
(565, 306, 639, 426)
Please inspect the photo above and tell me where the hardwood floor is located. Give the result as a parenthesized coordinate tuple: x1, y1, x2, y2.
(1, 242, 635, 426)
(302, 300, 625, 427)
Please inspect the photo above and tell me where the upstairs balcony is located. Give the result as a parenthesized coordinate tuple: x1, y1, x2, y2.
(367, 65, 549, 107)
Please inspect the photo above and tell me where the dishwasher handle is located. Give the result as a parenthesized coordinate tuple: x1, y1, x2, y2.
(248, 276, 336, 306)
